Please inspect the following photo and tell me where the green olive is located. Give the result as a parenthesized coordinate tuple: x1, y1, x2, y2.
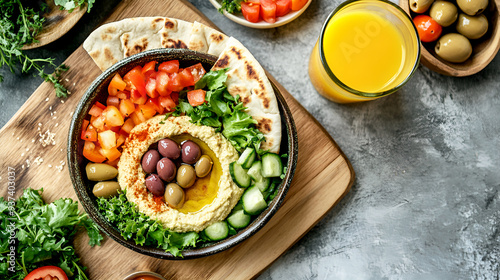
(409, 0, 434, 13)
(195, 155, 213, 178)
(176, 165, 196, 188)
(456, 13, 488, 39)
(429, 1, 458, 27)
(86, 163, 118, 181)
(164, 183, 185, 208)
(92, 181, 120, 198)
(456, 0, 488, 15)
(435, 33, 472, 63)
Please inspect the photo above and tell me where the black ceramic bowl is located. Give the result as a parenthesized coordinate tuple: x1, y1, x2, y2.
(67, 48, 298, 259)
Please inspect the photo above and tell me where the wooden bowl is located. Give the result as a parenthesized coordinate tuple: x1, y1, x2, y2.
(399, 0, 500, 76)
(67, 48, 298, 259)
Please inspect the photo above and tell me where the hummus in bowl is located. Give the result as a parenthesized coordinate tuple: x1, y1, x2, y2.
(118, 115, 243, 232)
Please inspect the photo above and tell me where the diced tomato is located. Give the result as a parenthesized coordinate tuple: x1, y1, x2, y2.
(102, 106, 124, 127)
(108, 83, 119, 96)
(83, 141, 106, 163)
(141, 61, 157, 76)
(147, 98, 164, 114)
(156, 71, 171, 96)
(129, 111, 145, 125)
(167, 72, 184, 92)
(145, 77, 159, 98)
(106, 96, 120, 108)
(121, 118, 136, 134)
(98, 130, 117, 150)
(80, 120, 90, 139)
(158, 60, 179, 74)
(106, 157, 120, 168)
(95, 101, 106, 110)
(241, 1, 261, 23)
(185, 63, 206, 84)
(171, 92, 179, 104)
(260, 0, 277, 23)
(100, 147, 121, 162)
(24, 266, 69, 280)
(91, 115, 106, 131)
(137, 104, 157, 120)
(104, 125, 121, 134)
(178, 68, 195, 87)
(119, 99, 135, 117)
(276, 0, 292, 17)
(291, 0, 308, 10)
(88, 104, 104, 117)
(130, 88, 147, 105)
(109, 73, 127, 91)
(187, 89, 206, 106)
(159, 96, 177, 112)
(81, 124, 98, 142)
(124, 66, 147, 97)
(116, 91, 130, 100)
(116, 133, 127, 147)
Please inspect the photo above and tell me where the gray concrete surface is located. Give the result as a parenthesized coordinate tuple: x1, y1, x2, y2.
(1, 0, 499, 279)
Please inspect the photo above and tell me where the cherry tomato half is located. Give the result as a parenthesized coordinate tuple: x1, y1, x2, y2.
(413, 15, 442, 43)
(24, 266, 69, 280)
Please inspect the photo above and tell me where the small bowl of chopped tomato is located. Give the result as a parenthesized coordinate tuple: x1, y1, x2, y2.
(210, 0, 312, 28)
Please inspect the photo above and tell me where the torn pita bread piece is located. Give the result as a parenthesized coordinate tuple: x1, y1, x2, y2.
(83, 17, 229, 71)
(211, 37, 282, 153)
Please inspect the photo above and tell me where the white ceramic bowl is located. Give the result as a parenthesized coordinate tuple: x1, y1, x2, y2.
(209, 0, 312, 28)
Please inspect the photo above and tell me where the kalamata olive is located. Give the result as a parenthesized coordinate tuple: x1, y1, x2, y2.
(429, 1, 458, 27)
(409, 0, 434, 13)
(145, 174, 165, 196)
(86, 163, 118, 181)
(435, 33, 472, 63)
(156, 158, 176, 182)
(195, 155, 213, 178)
(93, 181, 120, 198)
(165, 183, 185, 208)
(181, 140, 201, 164)
(158, 138, 181, 159)
(456, 13, 488, 39)
(141, 150, 160, 173)
(177, 165, 196, 188)
(457, 0, 488, 15)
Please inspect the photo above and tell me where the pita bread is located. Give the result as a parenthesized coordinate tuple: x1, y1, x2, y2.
(83, 17, 281, 153)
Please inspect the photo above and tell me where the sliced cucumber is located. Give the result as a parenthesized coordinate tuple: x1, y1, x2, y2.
(227, 209, 251, 229)
(247, 161, 263, 182)
(242, 186, 268, 215)
(204, 221, 229, 241)
(261, 153, 283, 178)
(229, 162, 251, 188)
(236, 147, 256, 169)
(253, 178, 270, 192)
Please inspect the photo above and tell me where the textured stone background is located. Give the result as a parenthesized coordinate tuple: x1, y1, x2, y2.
(1, 0, 499, 279)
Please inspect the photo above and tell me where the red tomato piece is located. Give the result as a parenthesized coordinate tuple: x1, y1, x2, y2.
(98, 130, 117, 150)
(184, 63, 206, 84)
(241, 1, 261, 23)
(141, 61, 157, 76)
(178, 68, 195, 87)
(137, 104, 157, 120)
(130, 88, 147, 105)
(88, 104, 104, 117)
(147, 97, 165, 114)
(413, 15, 442, 42)
(156, 71, 171, 96)
(106, 96, 120, 108)
(187, 89, 206, 106)
(159, 96, 177, 112)
(24, 266, 69, 280)
(116, 91, 130, 100)
(80, 120, 90, 139)
(121, 118, 136, 134)
(109, 73, 127, 91)
(170, 92, 179, 104)
(145, 77, 159, 98)
(124, 66, 147, 97)
(119, 99, 135, 117)
(260, 0, 277, 23)
(167, 72, 185, 92)
(291, 0, 308, 10)
(100, 147, 121, 162)
(91, 115, 106, 131)
(83, 141, 106, 163)
(81, 123, 98, 142)
(158, 60, 179, 74)
(276, 0, 291, 17)
(102, 106, 124, 127)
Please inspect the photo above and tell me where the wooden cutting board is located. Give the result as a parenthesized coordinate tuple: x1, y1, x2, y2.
(0, 0, 355, 279)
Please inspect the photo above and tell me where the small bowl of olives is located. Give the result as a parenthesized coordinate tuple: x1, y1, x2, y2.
(400, 0, 500, 76)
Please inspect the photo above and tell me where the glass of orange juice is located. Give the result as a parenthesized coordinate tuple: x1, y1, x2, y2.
(309, 0, 420, 103)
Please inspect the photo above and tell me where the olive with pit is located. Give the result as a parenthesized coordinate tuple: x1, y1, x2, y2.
(177, 165, 196, 188)
(435, 33, 472, 63)
(158, 138, 181, 160)
(181, 140, 201, 164)
(145, 174, 165, 196)
(409, 0, 434, 13)
(456, 13, 488, 39)
(164, 183, 185, 208)
(142, 150, 160, 173)
(93, 181, 120, 198)
(156, 157, 176, 182)
(457, 0, 488, 15)
(429, 1, 458, 27)
(195, 155, 213, 178)
(86, 163, 118, 181)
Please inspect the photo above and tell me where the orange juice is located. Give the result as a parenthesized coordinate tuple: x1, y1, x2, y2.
(308, 0, 420, 103)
